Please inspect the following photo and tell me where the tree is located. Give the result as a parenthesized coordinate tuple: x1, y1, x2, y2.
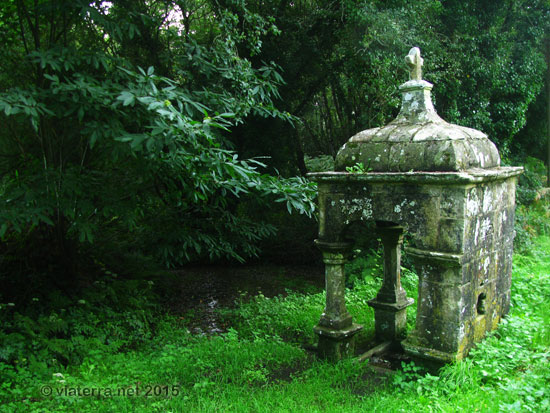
(0, 0, 316, 278)
(234, 0, 549, 166)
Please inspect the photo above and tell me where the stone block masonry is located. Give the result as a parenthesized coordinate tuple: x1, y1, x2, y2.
(308, 48, 522, 363)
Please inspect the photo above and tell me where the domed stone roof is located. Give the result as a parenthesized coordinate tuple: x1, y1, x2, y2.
(335, 48, 501, 172)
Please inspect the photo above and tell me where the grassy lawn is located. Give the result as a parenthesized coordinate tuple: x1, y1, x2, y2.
(1, 237, 549, 412)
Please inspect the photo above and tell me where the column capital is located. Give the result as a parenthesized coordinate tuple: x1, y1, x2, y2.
(315, 240, 353, 264)
(376, 225, 405, 245)
(314, 239, 353, 253)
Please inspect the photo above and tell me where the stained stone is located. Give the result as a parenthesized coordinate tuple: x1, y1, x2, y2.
(309, 48, 522, 362)
(368, 226, 414, 341)
(313, 240, 363, 359)
(334, 48, 500, 173)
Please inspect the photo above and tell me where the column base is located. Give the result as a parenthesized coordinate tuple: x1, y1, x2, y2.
(317, 314, 353, 330)
(368, 298, 414, 341)
(401, 337, 463, 363)
(314, 323, 363, 360)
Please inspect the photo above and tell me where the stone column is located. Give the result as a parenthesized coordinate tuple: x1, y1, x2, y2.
(314, 240, 363, 360)
(368, 226, 414, 341)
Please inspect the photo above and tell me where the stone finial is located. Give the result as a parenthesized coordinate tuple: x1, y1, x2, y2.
(405, 47, 423, 81)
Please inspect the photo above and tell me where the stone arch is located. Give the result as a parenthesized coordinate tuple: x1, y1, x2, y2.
(314, 214, 415, 360)
(310, 44, 521, 363)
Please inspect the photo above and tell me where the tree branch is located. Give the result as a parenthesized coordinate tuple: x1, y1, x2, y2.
(15, 0, 30, 55)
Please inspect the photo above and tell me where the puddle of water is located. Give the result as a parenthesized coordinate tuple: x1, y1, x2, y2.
(190, 298, 225, 335)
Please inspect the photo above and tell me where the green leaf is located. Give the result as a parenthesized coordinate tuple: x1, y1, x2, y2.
(117, 91, 135, 106)
(0, 223, 8, 238)
(77, 106, 84, 122)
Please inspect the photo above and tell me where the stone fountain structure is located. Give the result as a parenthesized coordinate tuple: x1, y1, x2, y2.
(308, 48, 523, 362)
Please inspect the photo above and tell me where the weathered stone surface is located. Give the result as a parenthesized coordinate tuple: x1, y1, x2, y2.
(313, 241, 363, 359)
(315, 241, 355, 329)
(315, 324, 363, 360)
(368, 226, 414, 341)
(310, 48, 522, 363)
(312, 170, 520, 360)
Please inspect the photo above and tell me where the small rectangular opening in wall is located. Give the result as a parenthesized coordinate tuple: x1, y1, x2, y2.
(477, 292, 487, 315)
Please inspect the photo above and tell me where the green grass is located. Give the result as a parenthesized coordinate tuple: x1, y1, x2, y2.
(1, 237, 549, 412)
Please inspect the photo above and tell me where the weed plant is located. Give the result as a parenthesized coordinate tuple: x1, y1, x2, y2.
(1, 235, 549, 411)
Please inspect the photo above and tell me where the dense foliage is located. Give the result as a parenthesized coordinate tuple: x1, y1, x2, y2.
(1, 231, 549, 411)
(0, 0, 316, 274)
(1, 0, 549, 277)
(230, 0, 549, 170)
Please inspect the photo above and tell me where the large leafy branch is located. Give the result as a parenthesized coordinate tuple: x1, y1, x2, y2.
(0, 0, 316, 268)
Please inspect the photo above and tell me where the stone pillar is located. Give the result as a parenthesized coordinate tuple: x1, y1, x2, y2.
(402, 250, 467, 362)
(314, 240, 363, 360)
(368, 226, 414, 341)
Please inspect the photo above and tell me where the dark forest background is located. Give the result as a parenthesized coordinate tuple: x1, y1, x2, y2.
(1, 0, 549, 280)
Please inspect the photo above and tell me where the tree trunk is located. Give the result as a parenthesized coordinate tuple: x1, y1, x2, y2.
(292, 129, 308, 176)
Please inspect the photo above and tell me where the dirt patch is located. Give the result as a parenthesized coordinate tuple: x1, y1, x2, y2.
(370, 351, 412, 370)
(350, 368, 392, 396)
(161, 264, 324, 334)
(267, 355, 316, 384)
